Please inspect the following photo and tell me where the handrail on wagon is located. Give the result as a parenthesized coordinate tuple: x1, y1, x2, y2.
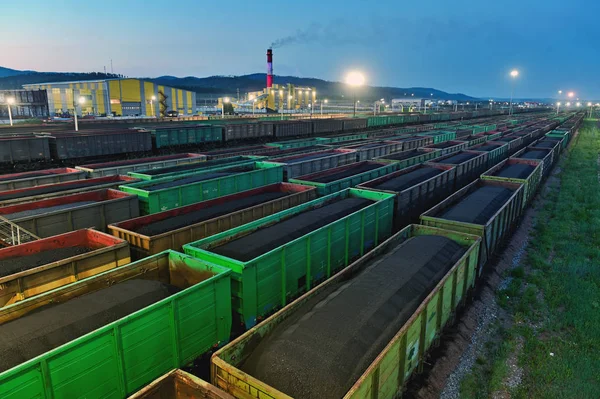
(0, 215, 40, 246)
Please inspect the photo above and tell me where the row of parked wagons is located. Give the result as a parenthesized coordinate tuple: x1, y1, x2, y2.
(0, 108, 543, 164)
(0, 112, 580, 399)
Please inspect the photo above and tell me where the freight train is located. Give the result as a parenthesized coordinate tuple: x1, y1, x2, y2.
(0, 108, 542, 164)
(0, 111, 580, 399)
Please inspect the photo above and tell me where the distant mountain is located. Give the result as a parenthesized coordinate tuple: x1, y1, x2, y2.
(0, 67, 477, 101)
(0, 66, 34, 78)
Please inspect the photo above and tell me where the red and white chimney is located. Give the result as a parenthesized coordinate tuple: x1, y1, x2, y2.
(266, 48, 273, 88)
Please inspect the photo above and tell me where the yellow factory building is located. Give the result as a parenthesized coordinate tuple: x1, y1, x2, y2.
(23, 78, 196, 117)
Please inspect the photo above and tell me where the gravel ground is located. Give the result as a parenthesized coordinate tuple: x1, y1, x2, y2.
(241, 235, 467, 399)
(307, 163, 382, 183)
(372, 167, 442, 192)
(212, 197, 372, 262)
(434, 152, 478, 164)
(274, 152, 337, 164)
(0, 246, 92, 277)
(441, 186, 514, 224)
(382, 149, 421, 161)
(0, 279, 179, 372)
(0, 181, 112, 201)
(494, 164, 535, 179)
(134, 191, 289, 236)
(140, 157, 246, 176)
(517, 150, 548, 160)
(0, 173, 49, 182)
(2, 201, 97, 220)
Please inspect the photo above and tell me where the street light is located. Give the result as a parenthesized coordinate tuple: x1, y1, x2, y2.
(568, 92, 574, 98)
(222, 97, 230, 118)
(321, 99, 328, 115)
(345, 71, 365, 117)
(489, 99, 494, 110)
(509, 69, 519, 116)
(588, 102, 593, 118)
(576, 102, 581, 107)
(150, 95, 156, 117)
(252, 99, 257, 115)
(566, 102, 571, 107)
(5, 97, 15, 127)
(556, 102, 561, 115)
(74, 96, 85, 132)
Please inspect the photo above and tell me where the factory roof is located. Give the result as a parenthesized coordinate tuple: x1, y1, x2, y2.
(22, 77, 153, 87)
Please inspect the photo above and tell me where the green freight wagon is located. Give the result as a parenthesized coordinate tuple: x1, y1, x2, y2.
(367, 116, 390, 128)
(375, 148, 443, 170)
(120, 162, 283, 214)
(142, 124, 223, 148)
(0, 250, 231, 399)
(266, 138, 319, 149)
(210, 224, 481, 399)
(315, 132, 369, 145)
(417, 130, 456, 144)
(481, 158, 543, 207)
(128, 156, 262, 181)
(184, 188, 395, 329)
(421, 179, 524, 272)
(545, 131, 570, 149)
(288, 161, 399, 195)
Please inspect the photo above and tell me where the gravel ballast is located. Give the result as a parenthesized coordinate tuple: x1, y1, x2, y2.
(434, 152, 478, 164)
(0, 279, 179, 372)
(306, 163, 382, 183)
(0, 246, 92, 277)
(517, 150, 548, 160)
(241, 235, 467, 399)
(2, 201, 97, 220)
(212, 197, 373, 262)
(440, 186, 514, 224)
(134, 191, 289, 236)
(372, 167, 443, 192)
(493, 164, 535, 179)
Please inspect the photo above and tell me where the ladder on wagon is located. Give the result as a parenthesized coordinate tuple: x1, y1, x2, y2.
(0, 215, 40, 247)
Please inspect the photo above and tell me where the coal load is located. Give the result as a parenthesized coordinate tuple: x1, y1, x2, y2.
(143, 166, 253, 191)
(474, 144, 501, 152)
(307, 163, 382, 183)
(0, 279, 179, 372)
(518, 150, 548, 160)
(0, 181, 110, 201)
(441, 186, 514, 224)
(0, 246, 92, 277)
(2, 201, 97, 220)
(372, 167, 443, 192)
(382, 150, 421, 161)
(135, 191, 289, 236)
(241, 235, 467, 399)
(277, 152, 336, 164)
(433, 152, 477, 164)
(212, 197, 372, 262)
(494, 164, 535, 179)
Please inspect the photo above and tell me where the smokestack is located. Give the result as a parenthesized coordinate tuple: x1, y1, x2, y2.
(267, 48, 273, 88)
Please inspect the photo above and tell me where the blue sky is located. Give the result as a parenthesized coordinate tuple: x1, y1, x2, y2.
(3, 0, 599, 98)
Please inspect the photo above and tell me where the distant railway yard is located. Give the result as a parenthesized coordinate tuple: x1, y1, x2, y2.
(0, 108, 594, 399)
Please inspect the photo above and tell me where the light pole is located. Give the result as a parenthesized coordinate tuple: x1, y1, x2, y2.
(252, 99, 257, 115)
(321, 99, 328, 115)
(288, 95, 292, 117)
(345, 71, 365, 117)
(588, 102, 593, 118)
(150, 95, 156, 117)
(309, 103, 313, 118)
(556, 102, 561, 115)
(489, 99, 494, 110)
(222, 97, 229, 118)
(509, 69, 519, 116)
(6, 97, 15, 126)
(74, 96, 85, 132)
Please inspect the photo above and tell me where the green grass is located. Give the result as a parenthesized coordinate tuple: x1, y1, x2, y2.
(461, 120, 600, 398)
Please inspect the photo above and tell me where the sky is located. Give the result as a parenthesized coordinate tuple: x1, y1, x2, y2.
(2, 0, 599, 99)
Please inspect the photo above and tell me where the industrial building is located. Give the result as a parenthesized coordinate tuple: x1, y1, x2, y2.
(0, 89, 49, 118)
(23, 78, 196, 117)
(220, 49, 317, 112)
